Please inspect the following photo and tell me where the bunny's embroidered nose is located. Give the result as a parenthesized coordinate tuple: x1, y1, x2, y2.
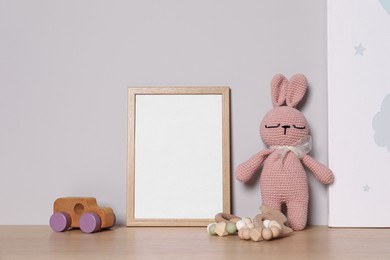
(281, 125, 290, 135)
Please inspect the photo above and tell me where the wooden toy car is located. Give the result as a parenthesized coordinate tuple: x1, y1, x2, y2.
(49, 197, 116, 233)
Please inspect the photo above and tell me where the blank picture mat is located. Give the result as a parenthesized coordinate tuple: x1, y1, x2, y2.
(328, 0, 390, 227)
(134, 94, 223, 219)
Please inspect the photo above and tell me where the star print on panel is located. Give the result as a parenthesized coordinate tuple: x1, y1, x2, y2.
(363, 185, 371, 192)
(354, 43, 367, 56)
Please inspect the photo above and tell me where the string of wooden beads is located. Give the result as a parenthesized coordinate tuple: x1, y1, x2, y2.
(207, 205, 293, 242)
(237, 219, 282, 241)
(207, 213, 241, 237)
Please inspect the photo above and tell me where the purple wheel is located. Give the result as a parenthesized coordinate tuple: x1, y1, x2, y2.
(80, 212, 101, 233)
(50, 212, 71, 232)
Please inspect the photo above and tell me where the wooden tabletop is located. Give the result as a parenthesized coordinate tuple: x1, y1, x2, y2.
(1, 225, 390, 259)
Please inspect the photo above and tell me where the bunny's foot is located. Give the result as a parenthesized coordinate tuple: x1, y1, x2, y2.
(286, 200, 308, 231)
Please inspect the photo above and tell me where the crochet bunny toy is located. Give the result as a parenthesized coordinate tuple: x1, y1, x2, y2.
(235, 74, 334, 231)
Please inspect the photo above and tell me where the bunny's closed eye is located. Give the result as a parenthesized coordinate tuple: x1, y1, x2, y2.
(292, 125, 305, 129)
(264, 124, 306, 129)
(265, 124, 280, 128)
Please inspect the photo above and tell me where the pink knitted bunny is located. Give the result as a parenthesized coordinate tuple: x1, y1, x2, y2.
(235, 74, 334, 231)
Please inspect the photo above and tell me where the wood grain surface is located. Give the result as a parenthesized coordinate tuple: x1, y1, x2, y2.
(1, 226, 390, 259)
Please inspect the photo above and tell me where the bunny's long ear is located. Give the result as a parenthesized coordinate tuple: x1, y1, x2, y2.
(271, 74, 288, 107)
(286, 74, 307, 108)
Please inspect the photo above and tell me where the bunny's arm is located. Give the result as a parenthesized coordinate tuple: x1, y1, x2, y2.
(235, 149, 274, 183)
(301, 155, 334, 184)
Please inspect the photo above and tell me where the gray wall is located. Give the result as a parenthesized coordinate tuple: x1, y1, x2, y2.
(0, 0, 329, 225)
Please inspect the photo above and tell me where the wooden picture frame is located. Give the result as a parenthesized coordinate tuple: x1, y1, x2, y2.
(126, 87, 231, 226)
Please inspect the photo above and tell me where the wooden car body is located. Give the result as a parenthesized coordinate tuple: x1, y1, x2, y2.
(53, 197, 115, 229)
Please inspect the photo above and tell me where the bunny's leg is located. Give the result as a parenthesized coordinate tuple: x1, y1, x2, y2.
(285, 198, 308, 231)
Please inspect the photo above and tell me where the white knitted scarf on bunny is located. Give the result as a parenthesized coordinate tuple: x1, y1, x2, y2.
(270, 135, 312, 159)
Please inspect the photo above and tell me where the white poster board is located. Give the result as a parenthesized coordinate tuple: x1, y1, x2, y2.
(126, 87, 230, 226)
(328, 0, 390, 227)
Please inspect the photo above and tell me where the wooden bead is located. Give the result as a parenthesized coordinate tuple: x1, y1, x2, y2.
(246, 223, 254, 229)
(263, 219, 270, 228)
(226, 223, 237, 234)
(262, 228, 273, 241)
(270, 226, 281, 238)
(242, 228, 251, 240)
(215, 222, 228, 237)
(250, 227, 263, 242)
(207, 223, 217, 235)
(268, 220, 282, 230)
(237, 228, 243, 239)
(242, 217, 252, 225)
(236, 220, 246, 230)
(238, 227, 251, 240)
